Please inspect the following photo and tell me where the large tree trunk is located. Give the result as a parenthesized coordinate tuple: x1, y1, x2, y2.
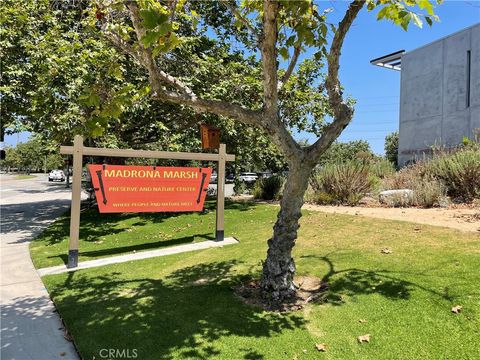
(260, 162, 313, 303)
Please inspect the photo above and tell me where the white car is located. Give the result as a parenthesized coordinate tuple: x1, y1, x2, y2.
(209, 172, 218, 183)
(48, 170, 65, 182)
(239, 172, 258, 184)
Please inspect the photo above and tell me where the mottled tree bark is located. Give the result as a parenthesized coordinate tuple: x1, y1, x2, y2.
(260, 162, 313, 302)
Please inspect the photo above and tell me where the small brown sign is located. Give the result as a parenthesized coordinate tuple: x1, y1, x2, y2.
(200, 124, 220, 150)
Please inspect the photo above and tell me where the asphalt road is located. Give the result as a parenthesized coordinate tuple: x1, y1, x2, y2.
(208, 182, 235, 197)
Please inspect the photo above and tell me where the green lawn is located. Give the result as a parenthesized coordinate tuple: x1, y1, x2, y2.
(32, 202, 480, 359)
(31, 201, 272, 268)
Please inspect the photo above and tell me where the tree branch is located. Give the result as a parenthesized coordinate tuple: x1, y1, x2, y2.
(114, 2, 264, 128)
(258, 1, 302, 161)
(221, 0, 261, 44)
(151, 89, 262, 127)
(307, 0, 365, 163)
(120, 1, 302, 162)
(105, 30, 140, 62)
(168, 0, 178, 22)
(278, 45, 301, 91)
(261, 0, 279, 118)
(126, 1, 196, 98)
(326, 0, 364, 109)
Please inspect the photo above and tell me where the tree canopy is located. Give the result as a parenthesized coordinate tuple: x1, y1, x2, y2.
(0, 136, 64, 172)
(1, 0, 284, 172)
(385, 131, 399, 167)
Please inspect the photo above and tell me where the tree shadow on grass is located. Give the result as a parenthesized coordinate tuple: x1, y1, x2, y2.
(34, 209, 202, 248)
(49, 233, 215, 265)
(35, 200, 258, 247)
(51, 260, 305, 360)
(300, 254, 450, 305)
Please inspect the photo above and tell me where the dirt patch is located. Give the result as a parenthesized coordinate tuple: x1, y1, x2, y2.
(238, 196, 480, 232)
(234, 276, 329, 312)
(304, 204, 480, 233)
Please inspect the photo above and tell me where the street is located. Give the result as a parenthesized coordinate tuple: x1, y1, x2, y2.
(208, 182, 235, 197)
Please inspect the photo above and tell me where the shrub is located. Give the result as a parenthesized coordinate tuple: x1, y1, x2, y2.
(427, 148, 480, 202)
(370, 158, 396, 179)
(234, 180, 248, 195)
(381, 163, 447, 208)
(305, 188, 336, 205)
(252, 175, 284, 200)
(413, 178, 447, 208)
(382, 161, 428, 190)
(309, 161, 375, 206)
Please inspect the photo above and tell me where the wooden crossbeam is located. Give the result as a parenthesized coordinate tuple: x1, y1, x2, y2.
(60, 145, 235, 162)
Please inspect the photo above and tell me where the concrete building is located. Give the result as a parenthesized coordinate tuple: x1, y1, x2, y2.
(372, 23, 480, 167)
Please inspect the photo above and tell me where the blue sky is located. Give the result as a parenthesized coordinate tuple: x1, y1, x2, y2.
(301, 0, 480, 154)
(4, 1, 480, 155)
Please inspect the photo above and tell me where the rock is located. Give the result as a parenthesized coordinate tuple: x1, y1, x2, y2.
(379, 189, 414, 206)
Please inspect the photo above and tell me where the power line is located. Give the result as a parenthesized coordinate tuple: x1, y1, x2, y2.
(355, 109, 399, 113)
(340, 137, 388, 141)
(352, 95, 399, 99)
(349, 121, 398, 126)
(344, 130, 396, 134)
(356, 102, 399, 107)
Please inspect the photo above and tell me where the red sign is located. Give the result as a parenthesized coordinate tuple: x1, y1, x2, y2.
(88, 165, 212, 213)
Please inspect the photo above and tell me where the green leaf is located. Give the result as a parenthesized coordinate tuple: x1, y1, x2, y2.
(166, 32, 181, 50)
(141, 31, 160, 48)
(319, 23, 327, 38)
(304, 30, 314, 46)
(412, 13, 423, 28)
(91, 125, 104, 137)
(278, 47, 289, 61)
(103, 102, 122, 118)
(377, 7, 388, 21)
(139, 9, 168, 30)
(79, 91, 100, 107)
(401, 13, 412, 31)
(419, 0, 434, 15)
(286, 35, 296, 47)
(157, 22, 172, 36)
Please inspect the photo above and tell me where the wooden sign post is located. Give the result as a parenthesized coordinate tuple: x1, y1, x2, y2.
(216, 144, 226, 241)
(60, 135, 234, 268)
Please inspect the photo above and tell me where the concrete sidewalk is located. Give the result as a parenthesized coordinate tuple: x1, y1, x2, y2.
(38, 237, 239, 276)
(1, 175, 80, 360)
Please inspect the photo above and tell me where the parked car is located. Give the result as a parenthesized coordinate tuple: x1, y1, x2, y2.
(239, 172, 258, 184)
(210, 172, 218, 183)
(225, 173, 235, 183)
(257, 171, 273, 179)
(48, 169, 65, 182)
